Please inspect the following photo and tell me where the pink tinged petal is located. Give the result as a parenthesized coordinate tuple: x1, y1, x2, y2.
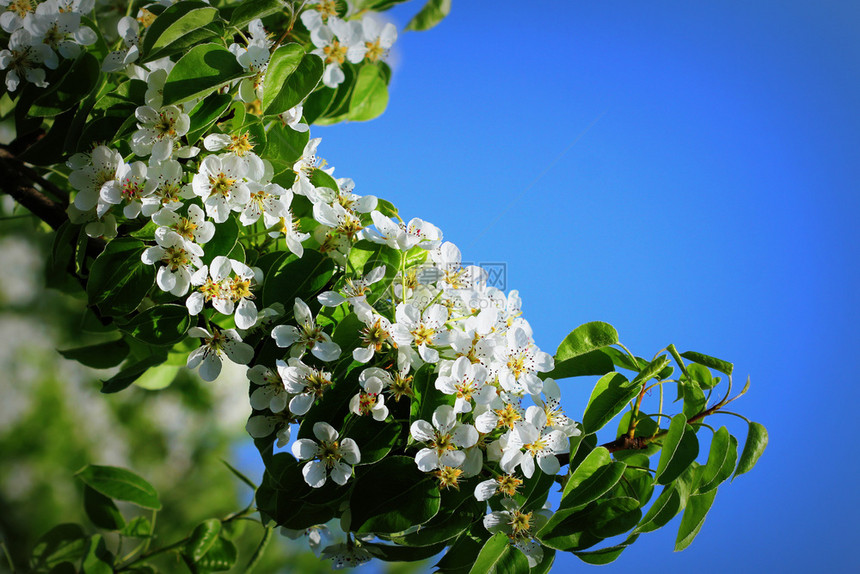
(452, 424, 479, 449)
(246, 415, 276, 438)
(312, 341, 341, 362)
(292, 438, 319, 460)
(289, 393, 314, 415)
(340, 438, 361, 464)
(272, 325, 299, 347)
(302, 460, 327, 488)
(474, 479, 498, 502)
(330, 461, 353, 485)
(414, 448, 439, 472)
(313, 422, 338, 442)
(235, 299, 258, 329)
(353, 346, 374, 363)
(410, 420, 435, 443)
(198, 353, 222, 382)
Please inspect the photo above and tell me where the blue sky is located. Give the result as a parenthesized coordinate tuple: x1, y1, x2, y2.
(297, 1, 860, 571)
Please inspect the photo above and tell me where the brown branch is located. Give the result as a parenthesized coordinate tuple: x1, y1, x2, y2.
(1, 182, 68, 230)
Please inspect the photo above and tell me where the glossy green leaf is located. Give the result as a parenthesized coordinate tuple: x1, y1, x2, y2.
(196, 537, 237, 571)
(469, 532, 528, 574)
(547, 349, 615, 380)
(132, 364, 179, 390)
(405, 0, 451, 31)
(75, 465, 161, 510)
(630, 354, 670, 386)
(655, 415, 699, 485)
(733, 421, 768, 479)
(581, 372, 639, 434)
(435, 525, 490, 572)
(586, 497, 641, 538)
(187, 519, 221, 562)
(30, 53, 100, 117)
(200, 213, 239, 265)
(391, 498, 482, 547)
(680, 350, 733, 376)
(59, 339, 130, 369)
(348, 417, 401, 465)
(350, 456, 441, 534)
(230, 0, 284, 29)
(634, 486, 682, 534)
(261, 250, 335, 309)
(19, 105, 79, 165)
(162, 44, 248, 105)
(30, 524, 88, 571)
(555, 321, 618, 363)
(561, 447, 626, 510)
(348, 64, 389, 121)
(266, 121, 310, 169)
(410, 363, 452, 425)
(140, 2, 220, 61)
(186, 93, 232, 145)
(674, 488, 717, 551)
(573, 535, 638, 565)
(81, 535, 112, 574)
(535, 506, 596, 552)
(698, 426, 738, 493)
(119, 304, 190, 346)
(365, 541, 448, 562)
(120, 516, 152, 538)
(83, 486, 125, 530)
(686, 362, 717, 389)
(87, 238, 154, 317)
(263, 52, 324, 117)
(100, 352, 167, 394)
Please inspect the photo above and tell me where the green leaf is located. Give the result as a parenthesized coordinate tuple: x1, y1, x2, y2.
(348, 64, 389, 121)
(261, 250, 335, 309)
(30, 53, 101, 117)
(679, 351, 733, 376)
(100, 352, 167, 394)
(634, 486, 682, 534)
(561, 447, 626, 510)
(630, 354, 670, 386)
(119, 304, 191, 346)
(263, 51, 324, 117)
(686, 363, 717, 389)
(75, 465, 161, 510)
(265, 121, 310, 169)
(348, 417, 401, 465)
(186, 93, 233, 145)
(140, 2, 220, 62)
(365, 541, 448, 562)
(555, 322, 618, 362)
(586, 497, 641, 539)
(405, 0, 452, 31)
(546, 349, 615, 380)
(469, 532, 528, 574)
(187, 519, 221, 562)
(133, 364, 179, 390)
(674, 488, 717, 551)
(230, 0, 285, 30)
(30, 524, 88, 571)
(410, 363, 452, 425)
(535, 506, 598, 552)
(86, 238, 155, 317)
(733, 421, 768, 479)
(19, 105, 79, 165)
(162, 43, 248, 106)
(201, 213, 239, 265)
(350, 456, 441, 534)
(81, 535, 113, 574)
(698, 426, 738, 493)
(196, 537, 237, 571)
(655, 415, 699, 485)
(573, 534, 638, 565)
(581, 372, 639, 434)
(390, 498, 482, 547)
(59, 339, 130, 369)
(120, 516, 152, 538)
(83, 486, 125, 530)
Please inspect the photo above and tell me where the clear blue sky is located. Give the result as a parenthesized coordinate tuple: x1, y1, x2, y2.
(246, 1, 860, 571)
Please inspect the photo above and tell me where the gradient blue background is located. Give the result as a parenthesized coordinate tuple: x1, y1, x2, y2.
(244, 1, 860, 571)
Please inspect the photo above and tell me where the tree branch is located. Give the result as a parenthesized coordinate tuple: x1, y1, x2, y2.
(0, 149, 69, 229)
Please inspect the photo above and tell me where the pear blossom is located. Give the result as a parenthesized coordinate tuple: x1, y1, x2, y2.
(483, 499, 550, 568)
(321, 542, 372, 570)
(130, 105, 191, 162)
(318, 264, 385, 320)
(202, 131, 266, 180)
(357, 16, 397, 63)
(366, 211, 442, 251)
(186, 326, 254, 382)
(24, 4, 96, 60)
(141, 159, 192, 216)
(292, 138, 328, 196)
(268, 210, 310, 257)
(277, 357, 333, 416)
(141, 229, 203, 296)
(352, 313, 395, 363)
(474, 473, 525, 501)
(240, 181, 290, 227)
(410, 405, 478, 472)
(435, 356, 496, 414)
(102, 16, 140, 72)
(271, 298, 341, 361)
(501, 406, 569, 478)
(1, 0, 35, 33)
(348, 375, 388, 421)
(0, 29, 56, 91)
(292, 422, 360, 488)
(392, 302, 450, 364)
(152, 204, 215, 247)
(313, 201, 364, 241)
(495, 326, 553, 395)
(246, 412, 293, 447)
(191, 154, 251, 223)
(248, 364, 290, 413)
(99, 160, 151, 218)
(279, 104, 309, 133)
(310, 18, 365, 88)
(68, 146, 123, 212)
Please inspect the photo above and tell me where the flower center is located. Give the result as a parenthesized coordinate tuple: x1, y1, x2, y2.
(388, 373, 413, 402)
(495, 403, 521, 430)
(365, 39, 386, 62)
(121, 178, 144, 201)
(164, 246, 189, 270)
(208, 172, 236, 197)
(496, 474, 523, 497)
(433, 466, 463, 490)
(229, 132, 254, 156)
(318, 440, 342, 468)
(229, 277, 252, 301)
(323, 40, 348, 65)
(508, 510, 532, 539)
(174, 217, 198, 240)
(412, 324, 435, 347)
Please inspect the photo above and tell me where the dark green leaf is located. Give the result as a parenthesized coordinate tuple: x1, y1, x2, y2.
(119, 304, 190, 346)
(674, 488, 717, 551)
(586, 497, 641, 538)
(30, 524, 88, 571)
(679, 351, 733, 376)
(100, 352, 167, 394)
(581, 372, 639, 434)
(264, 52, 324, 117)
(19, 105, 79, 165)
(546, 349, 615, 380)
(30, 53, 100, 117)
(698, 427, 737, 493)
(555, 322, 618, 363)
(733, 421, 767, 479)
(630, 354, 670, 386)
(348, 64, 389, 121)
(196, 537, 237, 571)
(655, 415, 699, 485)
(265, 121, 310, 169)
(162, 43, 248, 105)
(186, 93, 233, 145)
(365, 541, 447, 562)
(120, 516, 152, 538)
(469, 532, 528, 574)
(348, 417, 401, 465)
(86, 238, 155, 317)
(140, 2, 220, 61)
(261, 250, 335, 309)
(634, 486, 682, 534)
(187, 519, 221, 562)
(410, 363, 453, 425)
(200, 213, 239, 266)
(81, 535, 113, 574)
(350, 456, 441, 534)
(262, 43, 304, 115)
(561, 447, 626, 510)
(76, 465, 161, 510)
(405, 0, 452, 31)
(390, 498, 482, 547)
(230, 0, 284, 29)
(83, 486, 125, 530)
(573, 534, 638, 565)
(535, 506, 598, 552)
(59, 339, 130, 369)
